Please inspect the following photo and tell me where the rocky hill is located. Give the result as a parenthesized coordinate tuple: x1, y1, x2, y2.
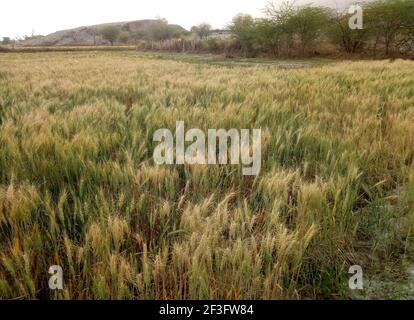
(21, 20, 188, 46)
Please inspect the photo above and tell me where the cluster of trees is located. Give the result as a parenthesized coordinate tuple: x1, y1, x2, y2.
(228, 0, 414, 57)
(141, 19, 189, 41)
(1, 37, 12, 45)
(99, 20, 216, 46)
(99, 19, 190, 45)
(190, 23, 212, 40)
(133, 0, 413, 58)
(100, 26, 122, 45)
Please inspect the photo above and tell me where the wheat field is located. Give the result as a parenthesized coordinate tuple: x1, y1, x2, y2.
(0, 51, 413, 299)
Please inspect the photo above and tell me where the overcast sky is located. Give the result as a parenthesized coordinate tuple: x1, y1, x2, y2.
(0, 0, 358, 39)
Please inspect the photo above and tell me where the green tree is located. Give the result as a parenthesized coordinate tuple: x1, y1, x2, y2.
(119, 32, 129, 44)
(191, 23, 212, 40)
(2, 37, 11, 45)
(264, 0, 297, 56)
(365, 0, 414, 55)
(254, 19, 284, 56)
(229, 14, 256, 57)
(100, 26, 121, 46)
(327, 8, 368, 54)
(149, 19, 173, 41)
(288, 6, 331, 55)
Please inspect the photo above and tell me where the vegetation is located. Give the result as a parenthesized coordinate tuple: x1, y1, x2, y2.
(229, 14, 256, 57)
(140, 0, 414, 58)
(364, 0, 414, 55)
(122, 19, 190, 42)
(226, 0, 414, 57)
(146, 19, 175, 41)
(191, 23, 212, 40)
(100, 26, 121, 46)
(1, 37, 11, 45)
(6, 0, 412, 58)
(0, 51, 413, 299)
(119, 32, 130, 44)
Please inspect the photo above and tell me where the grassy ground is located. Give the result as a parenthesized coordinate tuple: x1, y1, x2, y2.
(0, 51, 413, 299)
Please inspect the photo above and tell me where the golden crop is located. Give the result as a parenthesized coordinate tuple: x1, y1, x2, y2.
(0, 51, 413, 299)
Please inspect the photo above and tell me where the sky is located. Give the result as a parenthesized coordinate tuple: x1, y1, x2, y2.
(0, 0, 357, 39)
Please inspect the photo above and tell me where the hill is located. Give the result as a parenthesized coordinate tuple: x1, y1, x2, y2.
(21, 20, 189, 46)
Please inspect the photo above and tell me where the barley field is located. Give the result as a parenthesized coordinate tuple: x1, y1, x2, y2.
(0, 51, 413, 300)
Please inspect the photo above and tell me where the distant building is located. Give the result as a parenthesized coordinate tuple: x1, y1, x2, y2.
(207, 29, 233, 40)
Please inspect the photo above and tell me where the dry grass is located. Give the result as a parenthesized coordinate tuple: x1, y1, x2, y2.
(0, 51, 413, 299)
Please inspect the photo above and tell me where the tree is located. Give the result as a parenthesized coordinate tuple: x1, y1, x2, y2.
(119, 32, 129, 44)
(264, 0, 297, 56)
(288, 6, 331, 55)
(327, 9, 367, 54)
(229, 14, 257, 56)
(325, 7, 366, 54)
(264, 0, 296, 21)
(365, 0, 414, 55)
(86, 29, 98, 45)
(148, 19, 173, 41)
(2, 37, 11, 45)
(191, 23, 212, 40)
(100, 26, 120, 46)
(254, 19, 284, 56)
